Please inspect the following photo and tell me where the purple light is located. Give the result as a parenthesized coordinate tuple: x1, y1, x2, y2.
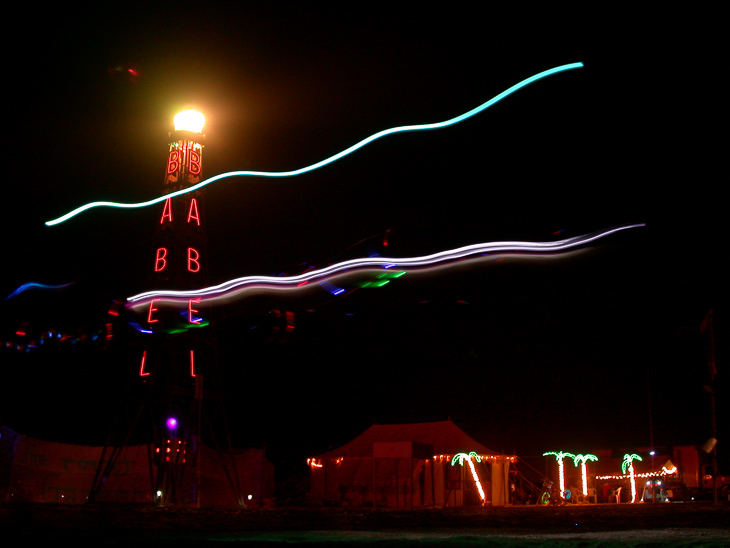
(166, 417, 178, 430)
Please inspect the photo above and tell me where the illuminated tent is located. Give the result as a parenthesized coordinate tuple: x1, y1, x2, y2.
(307, 420, 514, 507)
(0, 426, 274, 506)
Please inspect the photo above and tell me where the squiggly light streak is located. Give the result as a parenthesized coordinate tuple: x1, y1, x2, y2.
(45, 63, 583, 227)
(127, 224, 643, 306)
(5, 281, 74, 300)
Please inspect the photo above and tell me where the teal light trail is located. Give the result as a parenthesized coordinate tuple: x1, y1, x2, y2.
(45, 62, 583, 227)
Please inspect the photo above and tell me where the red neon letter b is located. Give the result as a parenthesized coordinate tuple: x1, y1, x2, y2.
(187, 247, 201, 272)
(155, 248, 168, 272)
(167, 150, 180, 174)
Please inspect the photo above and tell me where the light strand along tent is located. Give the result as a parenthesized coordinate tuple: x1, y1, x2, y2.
(307, 420, 515, 507)
(0, 426, 274, 506)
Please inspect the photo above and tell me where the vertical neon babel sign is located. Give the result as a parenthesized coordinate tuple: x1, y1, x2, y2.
(141, 109, 207, 370)
(145, 110, 208, 507)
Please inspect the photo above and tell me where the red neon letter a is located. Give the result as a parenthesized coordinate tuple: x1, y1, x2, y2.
(187, 198, 201, 225)
(187, 247, 201, 272)
(160, 198, 173, 224)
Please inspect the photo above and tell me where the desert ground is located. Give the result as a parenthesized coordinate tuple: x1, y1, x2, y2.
(2, 502, 730, 546)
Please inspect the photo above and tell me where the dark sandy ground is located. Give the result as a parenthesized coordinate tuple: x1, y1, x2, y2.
(2, 502, 730, 546)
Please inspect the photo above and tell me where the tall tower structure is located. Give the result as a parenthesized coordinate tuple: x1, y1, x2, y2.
(91, 110, 241, 506)
(142, 109, 210, 506)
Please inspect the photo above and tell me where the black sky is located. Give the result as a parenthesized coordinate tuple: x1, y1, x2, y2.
(1, 6, 724, 475)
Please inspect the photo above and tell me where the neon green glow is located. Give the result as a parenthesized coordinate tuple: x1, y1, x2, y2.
(451, 451, 482, 466)
(621, 453, 642, 474)
(45, 63, 583, 226)
(358, 271, 406, 287)
(572, 454, 598, 466)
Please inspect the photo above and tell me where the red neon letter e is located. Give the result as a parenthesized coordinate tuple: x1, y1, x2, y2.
(188, 298, 201, 323)
(147, 299, 161, 323)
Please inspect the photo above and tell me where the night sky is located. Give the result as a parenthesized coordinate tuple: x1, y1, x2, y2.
(1, 6, 724, 480)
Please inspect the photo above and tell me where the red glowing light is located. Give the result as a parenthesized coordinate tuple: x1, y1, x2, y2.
(154, 248, 168, 272)
(167, 150, 180, 174)
(139, 350, 150, 376)
(187, 198, 200, 225)
(147, 299, 161, 323)
(187, 247, 201, 272)
(188, 149, 201, 175)
(188, 298, 201, 323)
(160, 198, 173, 224)
(190, 349, 196, 377)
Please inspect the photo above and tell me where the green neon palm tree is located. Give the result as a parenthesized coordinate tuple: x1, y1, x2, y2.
(450, 452, 486, 504)
(451, 452, 481, 466)
(543, 451, 575, 499)
(572, 454, 598, 498)
(622, 453, 643, 503)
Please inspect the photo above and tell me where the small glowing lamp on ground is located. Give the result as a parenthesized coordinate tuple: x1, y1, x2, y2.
(174, 109, 205, 133)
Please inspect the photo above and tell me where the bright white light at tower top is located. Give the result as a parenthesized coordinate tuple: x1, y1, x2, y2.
(174, 110, 205, 133)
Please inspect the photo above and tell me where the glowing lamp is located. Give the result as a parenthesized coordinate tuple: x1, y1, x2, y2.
(166, 417, 178, 430)
(174, 109, 205, 133)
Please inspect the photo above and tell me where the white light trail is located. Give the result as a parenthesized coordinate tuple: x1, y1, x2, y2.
(126, 224, 643, 305)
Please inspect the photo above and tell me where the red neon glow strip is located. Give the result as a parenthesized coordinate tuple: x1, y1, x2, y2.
(190, 350, 196, 377)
